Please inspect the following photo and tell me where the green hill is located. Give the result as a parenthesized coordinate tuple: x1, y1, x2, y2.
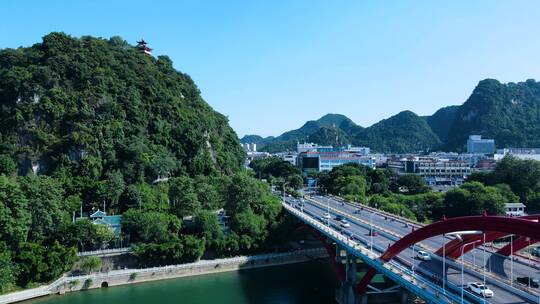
(0, 33, 284, 290)
(353, 111, 441, 153)
(0, 33, 245, 183)
(245, 79, 540, 153)
(425, 105, 459, 142)
(444, 79, 540, 151)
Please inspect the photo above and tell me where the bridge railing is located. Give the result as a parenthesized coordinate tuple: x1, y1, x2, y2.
(282, 201, 473, 304)
(77, 247, 132, 257)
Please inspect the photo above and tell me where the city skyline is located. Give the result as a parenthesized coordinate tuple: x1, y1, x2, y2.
(2, 1, 540, 137)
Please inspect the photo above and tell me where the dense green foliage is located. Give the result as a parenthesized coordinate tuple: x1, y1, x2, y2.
(249, 157, 303, 190)
(318, 163, 516, 222)
(468, 156, 540, 210)
(353, 111, 441, 153)
(445, 79, 540, 151)
(424, 105, 459, 142)
(243, 79, 540, 153)
(0, 33, 285, 291)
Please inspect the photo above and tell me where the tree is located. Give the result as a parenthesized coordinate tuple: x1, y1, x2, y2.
(15, 241, 76, 286)
(0, 242, 16, 293)
(435, 182, 506, 218)
(104, 170, 125, 211)
(80, 256, 102, 273)
(59, 219, 115, 251)
(169, 176, 201, 217)
(0, 176, 30, 247)
(19, 175, 67, 242)
(122, 209, 181, 243)
(286, 174, 304, 190)
(192, 210, 223, 243)
(0, 155, 16, 176)
(395, 174, 430, 195)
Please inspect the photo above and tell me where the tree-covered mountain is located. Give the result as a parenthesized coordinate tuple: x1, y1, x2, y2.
(242, 113, 359, 152)
(244, 79, 540, 153)
(425, 105, 459, 142)
(0, 33, 285, 291)
(444, 79, 540, 151)
(353, 111, 442, 153)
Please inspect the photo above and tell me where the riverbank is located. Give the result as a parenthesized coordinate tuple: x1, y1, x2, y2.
(0, 248, 328, 304)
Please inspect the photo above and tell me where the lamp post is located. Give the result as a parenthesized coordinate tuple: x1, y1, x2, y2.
(412, 242, 416, 278)
(510, 234, 514, 287)
(370, 203, 378, 252)
(442, 234, 446, 294)
(483, 233, 486, 287)
(462, 240, 481, 304)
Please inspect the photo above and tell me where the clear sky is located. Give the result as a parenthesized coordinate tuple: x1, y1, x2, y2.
(1, 1, 540, 137)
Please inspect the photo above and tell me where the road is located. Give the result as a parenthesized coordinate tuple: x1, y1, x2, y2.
(284, 192, 539, 304)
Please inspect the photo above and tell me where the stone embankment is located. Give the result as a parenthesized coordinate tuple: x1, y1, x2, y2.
(0, 248, 327, 304)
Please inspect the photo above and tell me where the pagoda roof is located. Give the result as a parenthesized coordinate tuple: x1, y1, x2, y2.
(90, 210, 107, 218)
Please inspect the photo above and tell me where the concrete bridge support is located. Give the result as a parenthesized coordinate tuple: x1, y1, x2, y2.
(335, 247, 359, 304)
(335, 245, 409, 304)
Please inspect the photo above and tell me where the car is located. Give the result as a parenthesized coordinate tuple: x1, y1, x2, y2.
(467, 282, 494, 298)
(323, 213, 331, 219)
(516, 276, 539, 288)
(340, 220, 350, 228)
(416, 250, 431, 261)
(533, 246, 540, 257)
(334, 215, 344, 221)
(353, 209, 361, 214)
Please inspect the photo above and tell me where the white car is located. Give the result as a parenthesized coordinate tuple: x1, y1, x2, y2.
(467, 282, 494, 298)
(323, 213, 331, 219)
(416, 250, 431, 261)
(340, 220, 350, 228)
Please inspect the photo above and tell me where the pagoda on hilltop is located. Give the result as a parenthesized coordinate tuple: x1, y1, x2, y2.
(136, 39, 152, 55)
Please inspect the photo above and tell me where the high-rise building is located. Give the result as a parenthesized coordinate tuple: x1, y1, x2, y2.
(467, 135, 495, 154)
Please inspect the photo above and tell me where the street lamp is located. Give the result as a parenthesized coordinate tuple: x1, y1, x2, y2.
(370, 203, 378, 252)
(412, 242, 416, 278)
(442, 234, 446, 294)
(510, 234, 514, 287)
(461, 240, 481, 304)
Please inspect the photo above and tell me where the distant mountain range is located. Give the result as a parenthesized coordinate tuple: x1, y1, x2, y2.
(242, 79, 540, 153)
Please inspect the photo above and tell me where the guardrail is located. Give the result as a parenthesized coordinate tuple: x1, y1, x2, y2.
(296, 196, 540, 302)
(77, 247, 132, 257)
(283, 202, 468, 304)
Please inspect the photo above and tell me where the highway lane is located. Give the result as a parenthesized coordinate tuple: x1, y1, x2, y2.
(289, 195, 536, 304)
(311, 194, 540, 287)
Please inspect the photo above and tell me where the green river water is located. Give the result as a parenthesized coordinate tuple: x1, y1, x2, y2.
(28, 260, 339, 304)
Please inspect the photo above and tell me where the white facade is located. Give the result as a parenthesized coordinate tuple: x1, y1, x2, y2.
(495, 148, 540, 161)
(505, 203, 526, 216)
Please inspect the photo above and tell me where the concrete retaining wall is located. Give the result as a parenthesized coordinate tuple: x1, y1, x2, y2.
(0, 248, 328, 304)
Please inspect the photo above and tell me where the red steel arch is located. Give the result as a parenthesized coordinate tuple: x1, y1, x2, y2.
(435, 215, 540, 259)
(356, 215, 540, 294)
(497, 236, 539, 256)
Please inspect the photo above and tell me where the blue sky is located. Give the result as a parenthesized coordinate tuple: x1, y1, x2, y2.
(1, 1, 540, 137)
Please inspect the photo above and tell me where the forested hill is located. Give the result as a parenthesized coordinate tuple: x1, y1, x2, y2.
(0, 33, 245, 191)
(0, 34, 288, 291)
(444, 79, 540, 151)
(243, 79, 540, 153)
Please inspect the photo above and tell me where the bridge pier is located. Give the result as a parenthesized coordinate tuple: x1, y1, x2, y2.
(335, 245, 409, 304)
(335, 249, 359, 304)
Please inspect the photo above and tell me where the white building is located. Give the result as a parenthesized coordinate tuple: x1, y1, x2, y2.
(504, 203, 526, 216)
(495, 148, 540, 161)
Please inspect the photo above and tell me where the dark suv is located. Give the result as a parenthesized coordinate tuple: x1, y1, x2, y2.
(516, 276, 539, 288)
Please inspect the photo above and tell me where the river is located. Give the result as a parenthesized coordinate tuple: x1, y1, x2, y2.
(28, 260, 339, 304)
